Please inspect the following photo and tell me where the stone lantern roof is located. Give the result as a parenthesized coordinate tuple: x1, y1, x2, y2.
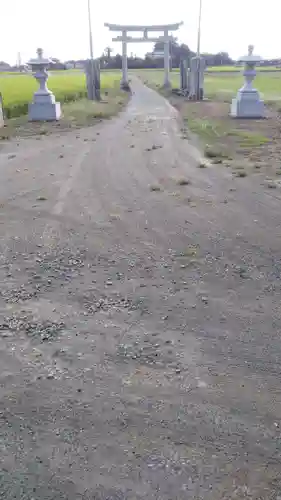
(28, 48, 51, 67)
(237, 45, 262, 64)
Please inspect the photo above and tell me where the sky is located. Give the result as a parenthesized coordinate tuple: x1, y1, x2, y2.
(1, 0, 280, 64)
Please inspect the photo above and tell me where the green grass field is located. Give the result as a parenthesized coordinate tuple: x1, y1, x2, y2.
(206, 65, 281, 72)
(139, 69, 281, 103)
(0, 71, 122, 118)
(204, 72, 281, 102)
(135, 66, 281, 73)
(2, 68, 281, 120)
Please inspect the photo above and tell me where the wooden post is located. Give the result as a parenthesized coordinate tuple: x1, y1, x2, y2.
(93, 59, 101, 100)
(0, 93, 4, 127)
(189, 56, 205, 100)
(85, 59, 100, 101)
(180, 59, 187, 91)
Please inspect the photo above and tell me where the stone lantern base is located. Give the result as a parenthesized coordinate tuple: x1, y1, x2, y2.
(28, 92, 61, 121)
(231, 89, 265, 118)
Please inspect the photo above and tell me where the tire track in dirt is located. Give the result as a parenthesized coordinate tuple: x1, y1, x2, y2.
(1, 79, 281, 499)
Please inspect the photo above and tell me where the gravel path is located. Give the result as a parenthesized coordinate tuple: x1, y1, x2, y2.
(1, 79, 281, 499)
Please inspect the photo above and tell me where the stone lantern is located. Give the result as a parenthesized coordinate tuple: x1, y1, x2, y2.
(230, 45, 265, 118)
(28, 48, 61, 121)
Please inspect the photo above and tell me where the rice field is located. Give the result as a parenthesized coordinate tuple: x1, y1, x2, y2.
(138, 69, 281, 103)
(0, 71, 122, 118)
(2, 67, 281, 119)
(205, 65, 281, 72)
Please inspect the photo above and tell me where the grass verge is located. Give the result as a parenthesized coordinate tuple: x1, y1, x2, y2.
(0, 71, 123, 118)
(138, 70, 281, 179)
(0, 88, 129, 139)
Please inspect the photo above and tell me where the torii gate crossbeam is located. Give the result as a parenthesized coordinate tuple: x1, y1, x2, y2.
(104, 22, 183, 88)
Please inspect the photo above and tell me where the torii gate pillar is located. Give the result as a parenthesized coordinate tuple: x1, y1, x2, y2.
(163, 28, 170, 88)
(105, 22, 183, 89)
(121, 30, 128, 87)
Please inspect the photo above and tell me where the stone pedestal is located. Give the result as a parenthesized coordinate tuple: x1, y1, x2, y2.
(28, 48, 61, 122)
(231, 90, 265, 118)
(230, 45, 265, 119)
(29, 101, 61, 121)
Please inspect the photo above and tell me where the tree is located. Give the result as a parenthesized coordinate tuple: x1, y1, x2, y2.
(213, 52, 233, 66)
(49, 58, 66, 70)
(104, 47, 113, 60)
(151, 38, 193, 67)
(0, 61, 10, 69)
(97, 40, 235, 70)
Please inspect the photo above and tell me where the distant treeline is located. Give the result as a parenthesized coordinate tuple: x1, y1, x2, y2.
(99, 40, 235, 69)
(1, 40, 280, 72)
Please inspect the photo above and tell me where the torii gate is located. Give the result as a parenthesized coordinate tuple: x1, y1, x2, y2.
(104, 22, 183, 88)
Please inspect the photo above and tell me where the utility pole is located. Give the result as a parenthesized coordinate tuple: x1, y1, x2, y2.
(86, 0, 100, 100)
(87, 0, 95, 100)
(195, 0, 203, 100)
(87, 0, 94, 61)
(197, 0, 202, 56)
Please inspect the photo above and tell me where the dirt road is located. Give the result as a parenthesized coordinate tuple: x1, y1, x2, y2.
(1, 80, 281, 499)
